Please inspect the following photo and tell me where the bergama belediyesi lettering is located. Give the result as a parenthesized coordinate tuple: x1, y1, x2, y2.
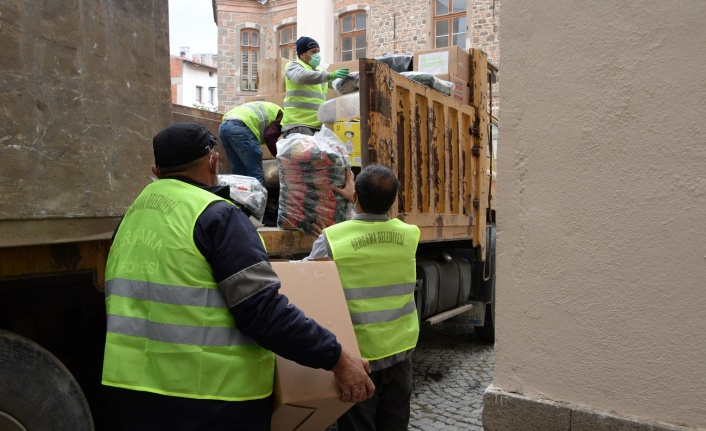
(351, 230, 405, 251)
(125, 193, 180, 217)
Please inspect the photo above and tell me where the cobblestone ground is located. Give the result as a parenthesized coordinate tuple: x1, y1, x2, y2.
(326, 315, 495, 430)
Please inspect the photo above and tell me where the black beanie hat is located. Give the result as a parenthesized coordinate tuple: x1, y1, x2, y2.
(296, 36, 319, 56)
(152, 122, 217, 168)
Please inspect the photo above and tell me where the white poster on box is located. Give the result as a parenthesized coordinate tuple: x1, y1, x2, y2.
(418, 51, 450, 75)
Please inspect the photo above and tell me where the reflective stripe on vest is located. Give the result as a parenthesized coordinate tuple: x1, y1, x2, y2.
(326, 218, 421, 362)
(244, 102, 268, 142)
(222, 101, 281, 143)
(282, 59, 327, 128)
(102, 179, 274, 401)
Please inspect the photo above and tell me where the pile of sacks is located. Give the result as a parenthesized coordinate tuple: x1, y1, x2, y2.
(276, 127, 351, 235)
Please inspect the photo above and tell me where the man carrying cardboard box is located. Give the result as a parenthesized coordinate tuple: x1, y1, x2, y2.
(102, 122, 374, 431)
(306, 165, 421, 431)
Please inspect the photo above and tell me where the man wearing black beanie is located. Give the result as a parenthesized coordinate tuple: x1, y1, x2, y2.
(281, 36, 350, 137)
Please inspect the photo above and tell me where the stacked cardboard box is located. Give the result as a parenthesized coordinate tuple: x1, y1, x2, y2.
(256, 57, 287, 95)
(412, 46, 471, 104)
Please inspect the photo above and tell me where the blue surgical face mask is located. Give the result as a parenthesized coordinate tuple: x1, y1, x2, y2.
(309, 53, 321, 68)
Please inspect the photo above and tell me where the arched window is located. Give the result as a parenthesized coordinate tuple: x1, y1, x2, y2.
(340, 11, 366, 61)
(241, 28, 259, 91)
(279, 24, 297, 60)
(434, 0, 466, 48)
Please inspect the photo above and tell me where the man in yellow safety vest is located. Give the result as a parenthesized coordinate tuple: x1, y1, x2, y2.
(281, 36, 350, 137)
(306, 164, 421, 431)
(102, 122, 374, 431)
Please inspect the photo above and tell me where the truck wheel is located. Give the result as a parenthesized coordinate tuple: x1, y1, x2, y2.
(474, 223, 496, 343)
(0, 330, 94, 431)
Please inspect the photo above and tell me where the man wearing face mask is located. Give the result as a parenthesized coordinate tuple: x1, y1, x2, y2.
(281, 36, 350, 138)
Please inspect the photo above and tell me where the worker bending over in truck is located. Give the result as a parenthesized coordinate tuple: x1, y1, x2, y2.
(281, 36, 349, 137)
(219, 101, 283, 186)
(102, 122, 374, 431)
(306, 164, 421, 431)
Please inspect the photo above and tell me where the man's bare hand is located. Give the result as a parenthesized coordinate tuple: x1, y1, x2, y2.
(311, 218, 327, 236)
(332, 348, 375, 403)
(332, 168, 356, 204)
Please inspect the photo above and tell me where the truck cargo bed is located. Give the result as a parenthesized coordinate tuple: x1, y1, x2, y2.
(256, 56, 490, 257)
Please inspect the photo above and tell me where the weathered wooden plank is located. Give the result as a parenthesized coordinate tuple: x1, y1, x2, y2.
(343, 59, 488, 253)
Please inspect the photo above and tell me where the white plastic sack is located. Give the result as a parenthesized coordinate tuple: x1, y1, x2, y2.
(317, 92, 360, 124)
(332, 72, 360, 95)
(400, 72, 455, 96)
(218, 174, 268, 222)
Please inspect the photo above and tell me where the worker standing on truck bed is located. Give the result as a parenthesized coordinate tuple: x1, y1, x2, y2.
(281, 36, 350, 137)
(306, 165, 421, 431)
(219, 101, 283, 186)
(101, 122, 374, 431)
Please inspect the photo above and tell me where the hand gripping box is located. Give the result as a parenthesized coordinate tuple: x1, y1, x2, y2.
(270, 260, 360, 431)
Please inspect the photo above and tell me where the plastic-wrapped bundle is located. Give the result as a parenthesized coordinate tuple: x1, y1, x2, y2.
(400, 72, 455, 96)
(317, 92, 360, 124)
(332, 72, 360, 95)
(375, 54, 414, 72)
(218, 174, 268, 222)
(276, 127, 351, 235)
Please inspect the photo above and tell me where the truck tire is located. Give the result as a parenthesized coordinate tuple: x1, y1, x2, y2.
(474, 223, 496, 343)
(0, 330, 94, 431)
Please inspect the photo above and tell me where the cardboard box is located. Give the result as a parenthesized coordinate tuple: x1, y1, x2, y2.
(413, 46, 471, 82)
(243, 92, 286, 107)
(270, 260, 359, 431)
(332, 122, 361, 167)
(435, 74, 470, 104)
(257, 57, 288, 95)
(326, 60, 360, 73)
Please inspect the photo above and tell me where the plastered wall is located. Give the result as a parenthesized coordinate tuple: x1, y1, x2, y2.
(495, 1, 706, 427)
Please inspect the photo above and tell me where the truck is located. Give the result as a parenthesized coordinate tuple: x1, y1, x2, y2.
(0, 1, 496, 429)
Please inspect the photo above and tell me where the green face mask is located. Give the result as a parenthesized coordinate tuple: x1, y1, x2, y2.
(309, 53, 321, 68)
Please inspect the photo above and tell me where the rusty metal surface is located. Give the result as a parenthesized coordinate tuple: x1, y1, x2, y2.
(257, 227, 316, 256)
(0, 240, 111, 290)
(359, 58, 489, 253)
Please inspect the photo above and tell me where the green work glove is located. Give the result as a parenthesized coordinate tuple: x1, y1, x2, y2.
(331, 68, 350, 80)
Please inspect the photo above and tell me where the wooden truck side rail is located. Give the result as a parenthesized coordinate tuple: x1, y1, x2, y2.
(359, 54, 489, 259)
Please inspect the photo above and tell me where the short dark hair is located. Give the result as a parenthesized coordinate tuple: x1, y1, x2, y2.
(355, 164, 399, 214)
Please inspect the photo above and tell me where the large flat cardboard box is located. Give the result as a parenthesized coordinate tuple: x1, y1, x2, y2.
(332, 121, 361, 167)
(413, 46, 471, 82)
(326, 60, 360, 73)
(270, 260, 359, 431)
(258, 57, 288, 95)
(435, 74, 470, 104)
(243, 92, 286, 107)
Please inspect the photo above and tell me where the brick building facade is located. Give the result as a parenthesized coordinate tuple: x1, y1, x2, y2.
(214, 0, 500, 112)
